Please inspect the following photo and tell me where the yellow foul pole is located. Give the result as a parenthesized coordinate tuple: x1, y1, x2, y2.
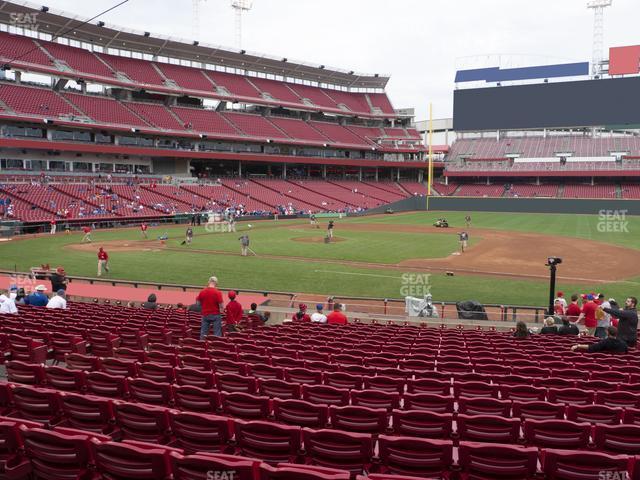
(426, 102, 433, 210)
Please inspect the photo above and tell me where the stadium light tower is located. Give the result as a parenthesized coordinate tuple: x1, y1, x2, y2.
(231, 0, 253, 50)
(192, 0, 207, 40)
(587, 0, 612, 77)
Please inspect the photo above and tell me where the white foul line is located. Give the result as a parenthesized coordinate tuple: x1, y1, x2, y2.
(313, 270, 401, 279)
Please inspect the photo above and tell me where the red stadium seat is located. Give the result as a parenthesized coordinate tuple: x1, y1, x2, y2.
(98, 357, 137, 377)
(113, 401, 172, 444)
(547, 388, 595, 405)
(594, 424, 640, 455)
(303, 385, 350, 407)
(402, 393, 455, 413)
(58, 391, 115, 434)
(456, 414, 520, 444)
(10, 384, 62, 424)
(498, 385, 546, 402)
(91, 438, 174, 479)
(458, 441, 538, 480)
(169, 411, 233, 454)
(172, 385, 221, 414)
(64, 353, 100, 371)
(328, 405, 388, 434)
(457, 397, 512, 417)
(261, 463, 351, 480)
(350, 389, 401, 411)
(216, 373, 258, 394)
(595, 390, 640, 409)
(303, 428, 373, 475)
(174, 367, 216, 389)
(6, 361, 45, 385)
(273, 399, 329, 429)
(44, 365, 86, 392)
(285, 368, 323, 385)
(127, 377, 174, 407)
(406, 378, 451, 395)
(258, 379, 302, 400)
(136, 362, 176, 383)
(566, 404, 623, 425)
(234, 419, 301, 464)
(453, 381, 500, 399)
(171, 452, 258, 480)
(85, 371, 128, 398)
(324, 372, 364, 390)
(511, 400, 566, 420)
(522, 419, 591, 449)
(541, 449, 629, 480)
(221, 392, 270, 420)
(376, 435, 453, 478)
(391, 410, 453, 439)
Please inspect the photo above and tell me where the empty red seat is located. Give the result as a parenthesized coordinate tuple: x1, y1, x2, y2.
(85, 371, 128, 398)
(169, 411, 233, 454)
(113, 401, 172, 444)
(594, 424, 640, 455)
(91, 438, 174, 479)
(0, 417, 39, 478)
(215, 373, 257, 394)
(6, 360, 46, 386)
(127, 377, 174, 407)
(259, 379, 302, 400)
(98, 357, 138, 377)
(248, 363, 285, 380)
(303, 428, 373, 475)
(391, 410, 453, 439)
(136, 362, 176, 383)
(328, 405, 388, 434)
(453, 381, 500, 399)
(566, 404, 623, 425)
(324, 372, 364, 390)
(402, 393, 454, 413)
(363, 376, 406, 394)
(234, 419, 301, 464)
(456, 414, 520, 444)
(87, 331, 121, 357)
(174, 367, 215, 389)
(406, 378, 450, 395)
(547, 388, 594, 405)
(499, 384, 546, 402)
(350, 389, 401, 411)
(512, 400, 565, 420)
(376, 435, 453, 478)
(20, 426, 103, 479)
(273, 399, 329, 429)
(523, 418, 590, 449)
(221, 391, 270, 420)
(172, 385, 221, 414)
(59, 391, 115, 434)
(44, 365, 86, 392)
(595, 390, 640, 409)
(265, 463, 352, 479)
(11, 384, 62, 424)
(541, 449, 629, 480)
(303, 385, 350, 407)
(285, 368, 323, 385)
(64, 353, 100, 371)
(458, 441, 538, 480)
(457, 397, 512, 417)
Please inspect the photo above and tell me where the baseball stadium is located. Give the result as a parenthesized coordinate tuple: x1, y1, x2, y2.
(0, 0, 637, 478)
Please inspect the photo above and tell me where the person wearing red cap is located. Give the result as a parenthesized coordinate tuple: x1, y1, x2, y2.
(97, 247, 109, 277)
(49, 267, 67, 292)
(224, 291, 243, 333)
(578, 293, 598, 336)
(327, 303, 348, 325)
(554, 291, 567, 312)
(292, 303, 311, 322)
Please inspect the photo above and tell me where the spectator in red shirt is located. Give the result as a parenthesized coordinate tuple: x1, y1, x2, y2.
(292, 303, 311, 322)
(578, 294, 598, 336)
(224, 291, 243, 333)
(82, 226, 92, 243)
(196, 276, 224, 339)
(327, 303, 348, 325)
(140, 222, 148, 239)
(97, 247, 109, 277)
(565, 293, 582, 323)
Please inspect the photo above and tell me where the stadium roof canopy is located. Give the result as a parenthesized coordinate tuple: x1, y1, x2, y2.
(0, 0, 390, 89)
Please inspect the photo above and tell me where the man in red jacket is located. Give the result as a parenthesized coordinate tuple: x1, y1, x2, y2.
(224, 291, 243, 333)
(327, 303, 348, 325)
(97, 247, 109, 277)
(197, 276, 224, 339)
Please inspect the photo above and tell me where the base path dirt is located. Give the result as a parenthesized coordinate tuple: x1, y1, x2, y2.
(64, 223, 640, 284)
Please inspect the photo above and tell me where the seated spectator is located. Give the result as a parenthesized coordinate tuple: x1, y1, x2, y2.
(46, 289, 67, 309)
(558, 317, 580, 336)
(571, 326, 628, 354)
(224, 291, 243, 332)
(175, 303, 187, 311)
(513, 321, 531, 338)
(126, 301, 136, 308)
(310, 304, 327, 323)
(540, 317, 558, 335)
(327, 303, 348, 325)
(292, 303, 311, 322)
(248, 302, 267, 323)
(262, 311, 271, 323)
(188, 301, 202, 313)
(49, 267, 67, 292)
(14, 288, 26, 305)
(141, 294, 158, 310)
(25, 285, 48, 307)
(0, 291, 18, 314)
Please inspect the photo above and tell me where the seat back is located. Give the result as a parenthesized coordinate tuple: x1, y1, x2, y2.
(169, 411, 233, 454)
(303, 428, 373, 475)
(458, 441, 538, 479)
(523, 418, 591, 449)
(377, 435, 453, 478)
(234, 419, 301, 464)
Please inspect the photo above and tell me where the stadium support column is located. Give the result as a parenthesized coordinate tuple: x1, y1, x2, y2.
(322, 165, 327, 179)
(359, 167, 362, 181)
(238, 161, 242, 177)
(375, 167, 378, 181)
(283, 163, 287, 179)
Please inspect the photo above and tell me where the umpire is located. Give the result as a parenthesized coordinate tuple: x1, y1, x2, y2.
(239, 234, 250, 256)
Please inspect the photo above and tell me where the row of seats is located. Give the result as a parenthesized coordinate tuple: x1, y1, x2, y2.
(2, 385, 640, 479)
(0, 31, 397, 117)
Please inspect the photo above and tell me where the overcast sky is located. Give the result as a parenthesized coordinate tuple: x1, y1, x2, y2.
(40, 0, 639, 121)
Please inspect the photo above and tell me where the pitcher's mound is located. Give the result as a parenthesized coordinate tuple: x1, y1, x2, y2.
(292, 236, 347, 244)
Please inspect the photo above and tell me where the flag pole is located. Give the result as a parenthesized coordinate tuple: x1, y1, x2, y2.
(426, 102, 433, 211)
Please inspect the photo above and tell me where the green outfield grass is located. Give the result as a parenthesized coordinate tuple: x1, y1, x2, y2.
(0, 211, 637, 306)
